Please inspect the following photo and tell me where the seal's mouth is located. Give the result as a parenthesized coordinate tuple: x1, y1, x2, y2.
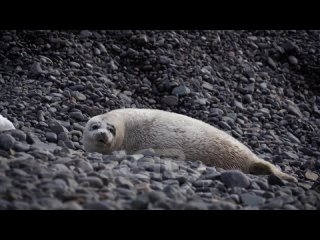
(98, 139, 107, 144)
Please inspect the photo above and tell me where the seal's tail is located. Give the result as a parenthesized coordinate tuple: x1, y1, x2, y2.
(249, 161, 298, 182)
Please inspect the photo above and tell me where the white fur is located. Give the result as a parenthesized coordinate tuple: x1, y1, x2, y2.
(82, 108, 297, 182)
(0, 114, 15, 132)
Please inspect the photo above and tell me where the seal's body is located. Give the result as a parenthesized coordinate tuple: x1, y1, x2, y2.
(82, 108, 297, 182)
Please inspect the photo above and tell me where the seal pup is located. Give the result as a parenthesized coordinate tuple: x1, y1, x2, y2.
(82, 108, 297, 182)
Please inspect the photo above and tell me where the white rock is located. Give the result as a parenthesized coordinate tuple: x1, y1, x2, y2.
(0, 114, 15, 132)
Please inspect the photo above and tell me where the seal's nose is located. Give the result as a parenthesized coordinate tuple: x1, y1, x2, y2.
(96, 132, 108, 144)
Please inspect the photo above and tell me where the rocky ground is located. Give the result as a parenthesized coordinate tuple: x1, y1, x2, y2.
(0, 30, 320, 210)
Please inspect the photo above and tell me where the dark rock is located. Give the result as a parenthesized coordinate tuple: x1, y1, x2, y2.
(268, 174, 285, 186)
(0, 134, 15, 150)
(220, 170, 250, 188)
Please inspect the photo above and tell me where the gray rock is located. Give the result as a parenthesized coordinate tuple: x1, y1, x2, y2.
(172, 86, 191, 96)
(131, 194, 149, 209)
(49, 120, 68, 134)
(218, 121, 232, 130)
(162, 96, 179, 106)
(0, 134, 15, 150)
(70, 61, 81, 68)
(159, 56, 171, 64)
(220, 170, 250, 188)
(80, 30, 92, 38)
(73, 92, 86, 101)
(97, 43, 107, 53)
(240, 193, 266, 206)
(288, 56, 298, 65)
(267, 57, 277, 68)
(70, 112, 84, 121)
(46, 132, 57, 142)
(268, 174, 285, 186)
(30, 62, 43, 74)
(244, 94, 253, 103)
(234, 100, 244, 110)
(287, 101, 303, 118)
(77, 160, 93, 173)
(13, 142, 30, 152)
(202, 82, 214, 91)
(147, 191, 167, 203)
(115, 176, 134, 189)
(210, 108, 224, 116)
(9, 129, 27, 142)
(80, 177, 103, 188)
(286, 132, 301, 144)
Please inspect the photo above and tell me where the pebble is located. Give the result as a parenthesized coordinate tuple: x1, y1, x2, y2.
(220, 170, 250, 188)
(240, 193, 266, 206)
(172, 86, 191, 96)
(268, 174, 285, 186)
(46, 132, 57, 142)
(305, 170, 318, 181)
(30, 62, 43, 74)
(0, 134, 15, 150)
(288, 56, 298, 65)
(162, 96, 179, 106)
(70, 112, 84, 121)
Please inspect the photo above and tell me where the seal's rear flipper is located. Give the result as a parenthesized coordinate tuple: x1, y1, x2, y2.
(249, 161, 298, 182)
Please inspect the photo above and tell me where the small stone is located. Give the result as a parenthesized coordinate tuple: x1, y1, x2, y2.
(115, 176, 134, 189)
(162, 96, 179, 106)
(287, 132, 301, 144)
(13, 142, 30, 152)
(147, 191, 167, 203)
(193, 98, 207, 105)
(131, 195, 149, 209)
(218, 121, 232, 130)
(234, 100, 243, 110)
(202, 82, 214, 91)
(80, 30, 92, 38)
(210, 108, 224, 116)
(73, 92, 86, 101)
(172, 86, 191, 96)
(283, 151, 299, 159)
(46, 132, 57, 142)
(97, 43, 107, 53)
(240, 193, 265, 206)
(288, 56, 298, 65)
(9, 129, 27, 142)
(244, 94, 253, 103)
(76, 159, 93, 173)
(70, 61, 80, 68)
(70, 112, 84, 121)
(220, 170, 250, 188)
(268, 174, 285, 186)
(305, 170, 318, 181)
(30, 62, 43, 74)
(49, 120, 68, 134)
(0, 134, 15, 150)
(159, 56, 171, 64)
(267, 57, 277, 68)
(80, 177, 103, 188)
(287, 103, 303, 118)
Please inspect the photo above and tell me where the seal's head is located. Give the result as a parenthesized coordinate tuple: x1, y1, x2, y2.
(82, 116, 117, 154)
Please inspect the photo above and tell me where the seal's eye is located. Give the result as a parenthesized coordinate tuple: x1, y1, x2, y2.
(107, 124, 116, 136)
(90, 123, 101, 131)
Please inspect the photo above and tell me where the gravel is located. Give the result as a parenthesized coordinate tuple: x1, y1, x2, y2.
(0, 30, 319, 210)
